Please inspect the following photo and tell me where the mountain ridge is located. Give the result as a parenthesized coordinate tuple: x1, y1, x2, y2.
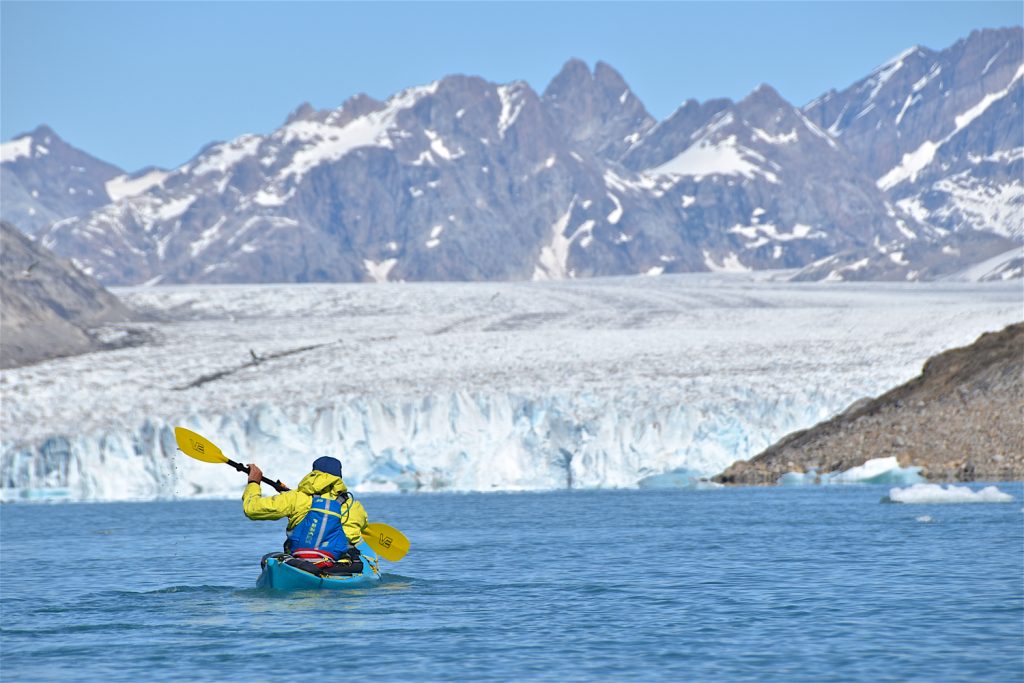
(2, 27, 1020, 285)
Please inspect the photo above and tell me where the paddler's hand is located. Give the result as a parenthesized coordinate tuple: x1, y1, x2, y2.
(247, 464, 263, 484)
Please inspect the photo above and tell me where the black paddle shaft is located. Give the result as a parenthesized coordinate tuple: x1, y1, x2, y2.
(227, 458, 290, 492)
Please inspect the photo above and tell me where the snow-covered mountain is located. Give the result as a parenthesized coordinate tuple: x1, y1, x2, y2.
(0, 126, 125, 236)
(6, 27, 1022, 285)
(799, 27, 1023, 280)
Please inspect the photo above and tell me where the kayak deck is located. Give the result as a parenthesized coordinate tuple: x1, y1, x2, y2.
(257, 544, 381, 591)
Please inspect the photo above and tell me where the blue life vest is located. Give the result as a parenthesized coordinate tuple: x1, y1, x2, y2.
(285, 495, 352, 560)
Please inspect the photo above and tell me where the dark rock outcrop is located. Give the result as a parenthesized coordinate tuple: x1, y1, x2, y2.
(714, 323, 1024, 484)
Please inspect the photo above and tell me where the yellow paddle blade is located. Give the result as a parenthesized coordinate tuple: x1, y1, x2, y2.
(362, 522, 409, 562)
(174, 427, 228, 464)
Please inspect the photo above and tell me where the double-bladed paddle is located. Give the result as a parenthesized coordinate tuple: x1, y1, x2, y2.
(175, 426, 290, 491)
(173, 426, 409, 561)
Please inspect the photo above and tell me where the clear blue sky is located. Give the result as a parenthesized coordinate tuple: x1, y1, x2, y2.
(2, 1, 1021, 172)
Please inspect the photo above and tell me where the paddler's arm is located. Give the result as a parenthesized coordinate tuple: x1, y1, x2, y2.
(242, 464, 302, 521)
(344, 497, 369, 546)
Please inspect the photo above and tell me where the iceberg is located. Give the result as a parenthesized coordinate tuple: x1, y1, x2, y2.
(777, 457, 925, 486)
(885, 483, 1015, 504)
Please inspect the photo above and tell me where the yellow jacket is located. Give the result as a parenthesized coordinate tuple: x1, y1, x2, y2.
(242, 470, 368, 546)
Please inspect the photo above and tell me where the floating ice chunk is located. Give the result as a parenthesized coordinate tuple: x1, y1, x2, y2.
(637, 469, 722, 490)
(885, 483, 1014, 504)
(832, 456, 924, 484)
(915, 515, 934, 523)
(777, 457, 924, 486)
(777, 470, 821, 486)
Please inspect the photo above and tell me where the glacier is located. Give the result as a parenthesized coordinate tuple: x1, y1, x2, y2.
(1, 273, 1021, 502)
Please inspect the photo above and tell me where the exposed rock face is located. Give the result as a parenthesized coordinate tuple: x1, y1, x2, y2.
(713, 323, 1024, 484)
(0, 126, 125, 236)
(0, 222, 139, 368)
(542, 59, 656, 159)
(4, 29, 1021, 285)
(797, 27, 1024, 280)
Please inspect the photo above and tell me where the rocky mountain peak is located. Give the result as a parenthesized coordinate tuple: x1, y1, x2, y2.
(541, 58, 655, 159)
(1, 126, 124, 236)
(593, 60, 630, 92)
(6, 28, 1020, 287)
(284, 102, 318, 125)
(339, 93, 387, 118)
(543, 58, 592, 99)
(740, 83, 788, 108)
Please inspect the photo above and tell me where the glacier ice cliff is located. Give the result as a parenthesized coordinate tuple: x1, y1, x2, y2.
(2, 275, 1021, 502)
(2, 387, 842, 501)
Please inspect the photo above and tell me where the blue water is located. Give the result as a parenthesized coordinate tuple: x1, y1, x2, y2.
(2, 485, 1022, 682)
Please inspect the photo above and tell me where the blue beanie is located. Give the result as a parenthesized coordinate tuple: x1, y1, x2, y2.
(311, 456, 342, 478)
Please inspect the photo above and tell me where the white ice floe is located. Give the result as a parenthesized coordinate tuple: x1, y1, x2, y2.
(886, 483, 1014, 504)
(778, 457, 925, 486)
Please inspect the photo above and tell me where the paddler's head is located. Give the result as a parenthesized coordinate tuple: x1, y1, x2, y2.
(311, 456, 343, 479)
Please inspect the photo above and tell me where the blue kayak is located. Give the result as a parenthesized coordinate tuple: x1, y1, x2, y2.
(256, 543, 381, 591)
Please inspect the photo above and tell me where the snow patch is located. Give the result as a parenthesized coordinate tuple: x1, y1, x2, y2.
(606, 193, 623, 224)
(955, 63, 1024, 130)
(648, 136, 778, 183)
(497, 83, 528, 138)
(703, 250, 750, 272)
(752, 128, 798, 145)
(424, 129, 463, 161)
(879, 64, 1024, 190)
(106, 170, 169, 202)
(533, 204, 596, 280)
(982, 42, 1009, 76)
(363, 258, 398, 283)
(191, 134, 261, 176)
(895, 94, 921, 126)
(280, 82, 438, 183)
(0, 136, 32, 163)
(190, 217, 226, 257)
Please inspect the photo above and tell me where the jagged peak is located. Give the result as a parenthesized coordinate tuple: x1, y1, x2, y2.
(739, 83, 793, 109)
(543, 58, 593, 99)
(31, 124, 60, 141)
(593, 60, 629, 90)
(284, 102, 318, 126)
(339, 93, 386, 117)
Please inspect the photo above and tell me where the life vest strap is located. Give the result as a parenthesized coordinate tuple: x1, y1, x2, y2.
(310, 506, 347, 522)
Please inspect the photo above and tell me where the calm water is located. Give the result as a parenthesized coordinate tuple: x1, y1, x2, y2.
(2, 485, 1022, 682)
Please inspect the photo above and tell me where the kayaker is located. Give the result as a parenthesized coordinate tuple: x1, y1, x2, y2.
(243, 456, 369, 574)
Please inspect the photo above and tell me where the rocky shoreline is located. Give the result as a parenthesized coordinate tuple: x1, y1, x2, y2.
(713, 323, 1024, 485)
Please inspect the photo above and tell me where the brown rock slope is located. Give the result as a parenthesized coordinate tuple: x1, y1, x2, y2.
(714, 323, 1024, 484)
(1, 221, 139, 368)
